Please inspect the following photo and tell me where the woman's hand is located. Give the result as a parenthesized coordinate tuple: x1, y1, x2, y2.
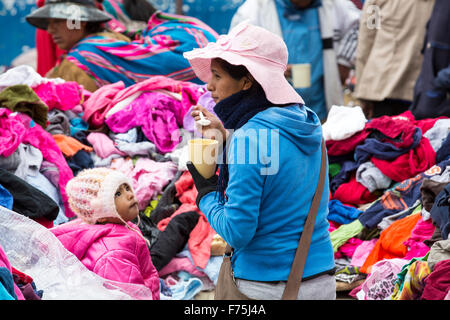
(191, 104, 228, 144)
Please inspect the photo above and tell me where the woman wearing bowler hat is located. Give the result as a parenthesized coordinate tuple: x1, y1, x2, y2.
(26, 0, 218, 92)
(184, 22, 336, 300)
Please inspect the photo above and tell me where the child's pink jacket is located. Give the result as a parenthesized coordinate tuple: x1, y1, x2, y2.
(51, 219, 160, 299)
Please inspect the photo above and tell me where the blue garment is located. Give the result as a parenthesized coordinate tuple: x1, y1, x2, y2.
(430, 183, 450, 240)
(0, 268, 16, 300)
(0, 184, 13, 210)
(67, 12, 218, 88)
(274, 0, 327, 120)
(354, 128, 422, 163)
(199, 104, 335, 281)
(436, 132, 450, 163)
(358, 159, 450, 229)
(328, 199, 362, 224)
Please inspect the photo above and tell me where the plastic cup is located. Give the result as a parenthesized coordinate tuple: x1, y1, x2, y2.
(188, 139, 219, 179)
(292, 63, 311, 88)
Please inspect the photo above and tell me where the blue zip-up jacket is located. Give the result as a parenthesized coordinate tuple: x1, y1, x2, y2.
(199, 104, 335, 281)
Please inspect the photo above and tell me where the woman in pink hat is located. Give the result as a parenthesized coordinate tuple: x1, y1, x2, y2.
(184, 22, 336, 300)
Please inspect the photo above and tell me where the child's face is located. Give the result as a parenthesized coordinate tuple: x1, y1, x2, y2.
(114, 183, 139, 222)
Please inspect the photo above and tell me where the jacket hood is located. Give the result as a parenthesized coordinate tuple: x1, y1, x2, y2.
(249, 104, 323, 155)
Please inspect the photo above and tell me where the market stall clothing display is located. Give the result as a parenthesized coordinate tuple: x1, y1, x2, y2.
(3, 9, 450, 300)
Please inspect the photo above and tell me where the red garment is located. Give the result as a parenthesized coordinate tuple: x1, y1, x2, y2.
(36, 29, 66, 77)
(414, 116, 448, 134)
(365, 112, 418, 149)
(326, 111, 435, 157)
(421, 260, 450, 300)
(332, 174, 379, 206)
(33, 216, 54, 229)
(371, 137, 436, 182)
(35, 0, 65, 76)
(157, 171, 215, 269)
(11, 268, 34, 285)
(326, 129, 370, 156)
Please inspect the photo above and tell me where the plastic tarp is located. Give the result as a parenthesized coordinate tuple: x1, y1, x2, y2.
(0, 206, 153, 300)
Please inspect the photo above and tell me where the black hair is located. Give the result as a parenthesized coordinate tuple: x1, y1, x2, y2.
(213, 57, 264, 95)
(84, 21, 106, 34)
(213, 57, 249, 80)
(123, 0, 157, 22)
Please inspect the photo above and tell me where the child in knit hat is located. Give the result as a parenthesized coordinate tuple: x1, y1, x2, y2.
(50, 167, 160, 299)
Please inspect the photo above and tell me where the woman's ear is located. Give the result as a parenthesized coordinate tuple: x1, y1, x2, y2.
(241, 74, 254, 91)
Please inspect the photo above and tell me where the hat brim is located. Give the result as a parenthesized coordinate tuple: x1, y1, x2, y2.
(26, 2, 111, 30)
(184, 48, 304, 106)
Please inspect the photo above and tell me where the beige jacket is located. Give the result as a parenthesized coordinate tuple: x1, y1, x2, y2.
(355, 0, 434, 102)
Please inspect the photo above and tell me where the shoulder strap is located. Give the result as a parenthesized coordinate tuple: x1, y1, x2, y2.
(281, 140, 327, 300)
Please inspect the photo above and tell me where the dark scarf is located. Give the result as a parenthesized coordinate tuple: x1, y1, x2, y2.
(213, 85, 274, 204)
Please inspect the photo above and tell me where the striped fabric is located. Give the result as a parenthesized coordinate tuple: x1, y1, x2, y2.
(66, 11, 218, 88)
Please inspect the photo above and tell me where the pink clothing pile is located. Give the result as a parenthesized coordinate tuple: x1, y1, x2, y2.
(82, 76, 203, 135)
(106, 91, 189, 153)
(110, 157, 178, 210)
(32, 81, 87, 111)
(87, 132, 127, 159)
(0, 108, 74, 218)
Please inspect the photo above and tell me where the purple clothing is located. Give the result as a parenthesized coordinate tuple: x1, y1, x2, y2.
(182, 89, 218, 132)
(105, 91, 189, 153)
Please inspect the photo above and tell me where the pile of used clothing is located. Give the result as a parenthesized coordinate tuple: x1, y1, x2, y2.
(323, 105, 450, 300)
(0, 65, 224, 300)
(0, 65, 449, 300)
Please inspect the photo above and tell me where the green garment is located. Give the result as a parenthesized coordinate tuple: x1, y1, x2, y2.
(0, 84, 48, 128)
(330, 219, 364, 252)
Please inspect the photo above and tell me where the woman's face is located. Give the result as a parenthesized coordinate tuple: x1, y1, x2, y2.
(114, 183, 139, 222)
(46, 18, 87, 51)
(207, 59, 252, 104)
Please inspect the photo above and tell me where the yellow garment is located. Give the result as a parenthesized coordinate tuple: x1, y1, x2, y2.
(390, 258, 430, 300)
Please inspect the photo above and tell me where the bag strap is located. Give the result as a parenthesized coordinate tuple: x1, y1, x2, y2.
(281, 140, 327, 300)
(222, 140, 327, 299)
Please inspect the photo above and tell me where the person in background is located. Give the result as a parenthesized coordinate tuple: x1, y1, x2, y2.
(35, 0, 67, 77)
(50, 167, 160, 299)
(26, 0, 218, 92)
(184, 22, 336, 300)
(409, 0, 450, 120)
(229, 0, 361, 121)
(354, 0, 435, 119)
(34, 0, 151, 77)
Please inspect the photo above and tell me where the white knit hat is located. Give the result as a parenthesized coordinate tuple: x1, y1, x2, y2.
(66, 167, 133, 224)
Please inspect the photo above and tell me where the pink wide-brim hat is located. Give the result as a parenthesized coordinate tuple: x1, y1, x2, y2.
(183, 21, 304, 105)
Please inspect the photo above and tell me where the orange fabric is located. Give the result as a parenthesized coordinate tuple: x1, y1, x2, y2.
(52, 134, 93, 157)
(360, 213, 421, 274)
